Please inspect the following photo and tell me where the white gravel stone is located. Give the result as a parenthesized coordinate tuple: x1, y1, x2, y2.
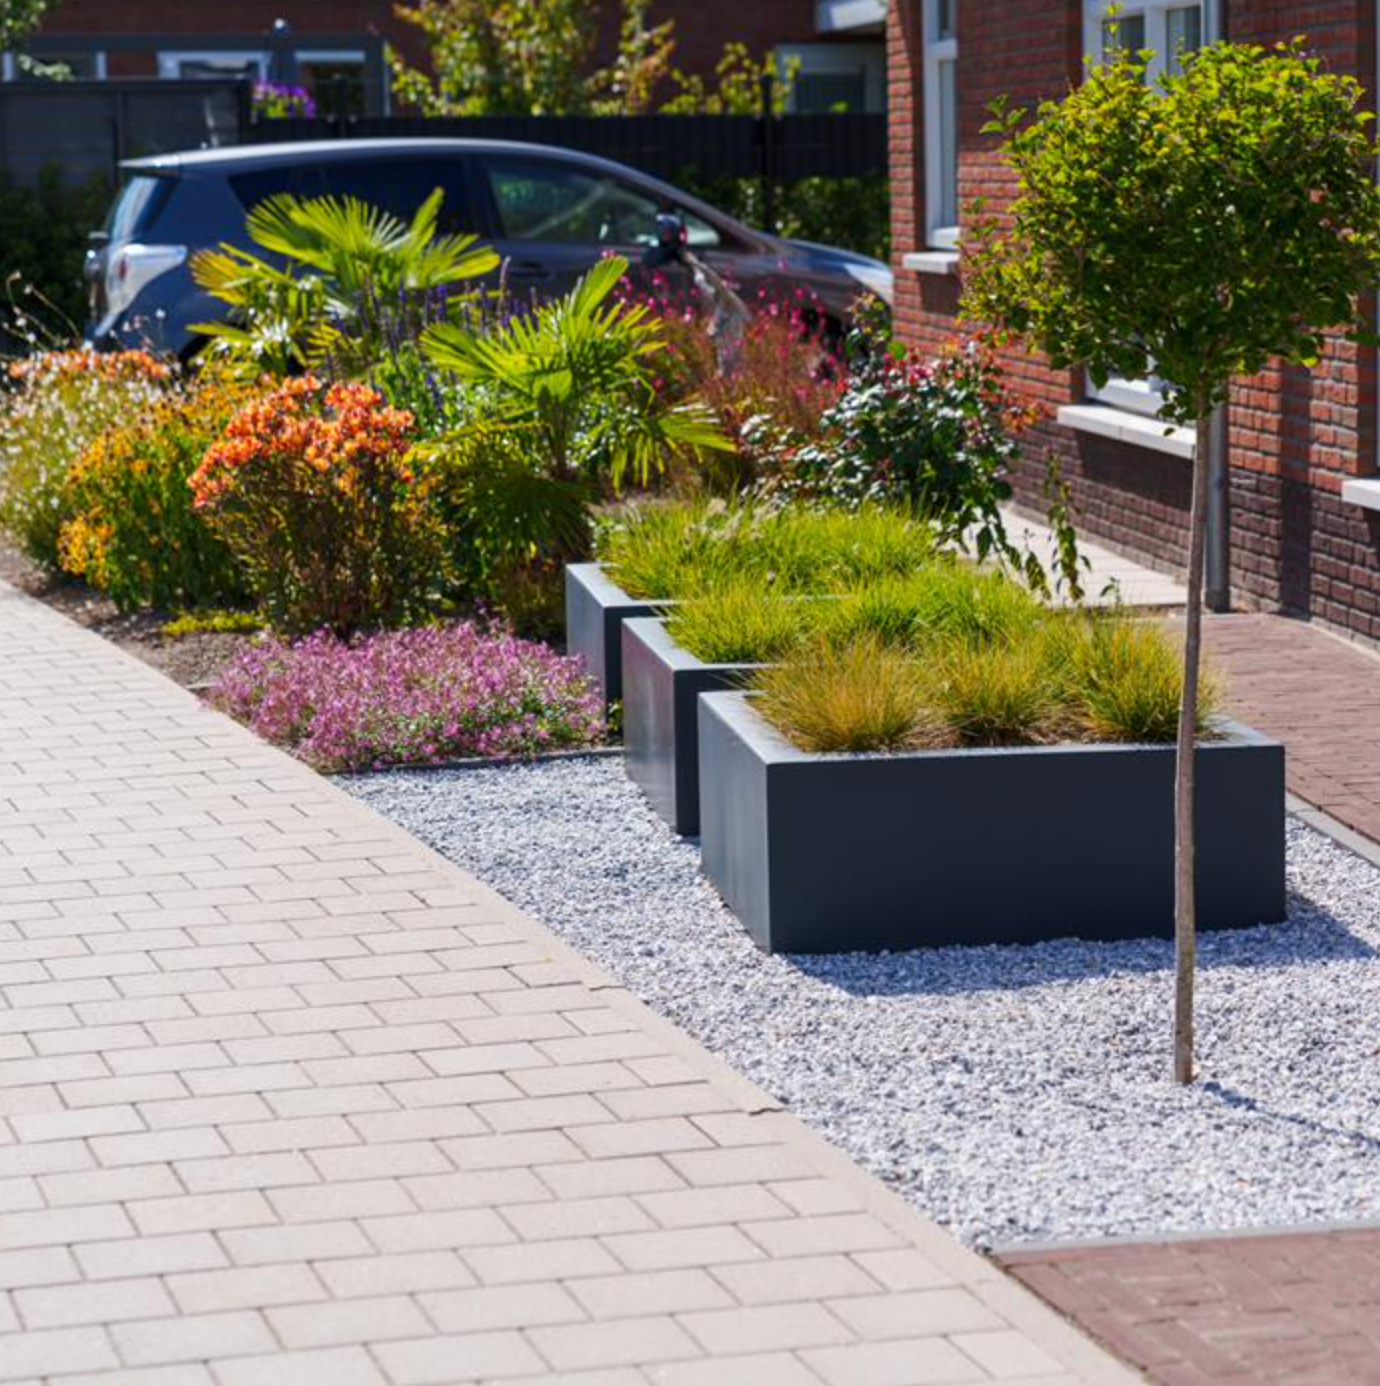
(342, 755, 1380, 1249)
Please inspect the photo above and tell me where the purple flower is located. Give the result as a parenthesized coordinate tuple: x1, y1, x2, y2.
(209, 623, 604, 772)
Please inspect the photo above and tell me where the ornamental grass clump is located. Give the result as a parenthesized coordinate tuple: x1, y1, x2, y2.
(665, 580, 817, 664)
(596, 500, 935, 599)
(0, 348, 172, 567)
(189, 376, 444, 635)
(209, 623, 604, 772)
(757, 634, 932, 754)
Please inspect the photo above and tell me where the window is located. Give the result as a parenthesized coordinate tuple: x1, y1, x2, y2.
(2, 50, 106, 81)
(776, 42, 886, 114)
(230, 159, 478, 235)
(923, 0, 959, 249)
(483, 158, 721, 249)
(1082, 2, 1215, 414)
(158, 51, 268, 81)
(1086, 2, 1212, 84)
(297, 50, 367, 119)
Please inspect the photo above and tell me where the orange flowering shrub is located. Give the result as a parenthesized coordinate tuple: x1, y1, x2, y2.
(189, 376, 444, 634)
(58, 377, 253, 612)
(1, 349, 174, 566)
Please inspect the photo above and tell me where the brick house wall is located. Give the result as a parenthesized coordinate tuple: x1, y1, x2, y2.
(35, 1, 828, 82)
(889, 0, 1380, 645)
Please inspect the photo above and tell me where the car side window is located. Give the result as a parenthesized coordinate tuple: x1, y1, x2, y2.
(679, 209, 722, 250)
(230, 160, 476, 235)
(485, 158, 664, 246)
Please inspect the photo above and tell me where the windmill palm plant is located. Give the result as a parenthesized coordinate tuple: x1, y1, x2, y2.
(191, 189, 499, 378)
(421, 255, 729, 491)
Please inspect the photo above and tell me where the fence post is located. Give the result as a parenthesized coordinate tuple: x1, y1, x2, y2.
(759, 70, 777, 234)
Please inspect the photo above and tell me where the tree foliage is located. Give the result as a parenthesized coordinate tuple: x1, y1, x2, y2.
(965, 39, 1380, 426)
(0, 0, 58, 52)
(964, 37, 1380, 1084)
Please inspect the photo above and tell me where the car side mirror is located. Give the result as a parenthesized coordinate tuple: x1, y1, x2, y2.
(644, 213, 688, 268)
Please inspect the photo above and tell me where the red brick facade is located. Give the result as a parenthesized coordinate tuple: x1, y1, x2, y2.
(889, 0, 1380, 645)
(37, 1, 827, 82)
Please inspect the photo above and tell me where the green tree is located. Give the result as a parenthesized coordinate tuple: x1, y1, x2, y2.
(965, 39, 1380, 1082)
(390, 0, 602, 116)
(1, 0, 59, 52)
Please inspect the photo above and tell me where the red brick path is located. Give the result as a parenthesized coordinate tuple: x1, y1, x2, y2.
(1001, 1229, 1380, 1386)
(1203, 613, 1380, 847)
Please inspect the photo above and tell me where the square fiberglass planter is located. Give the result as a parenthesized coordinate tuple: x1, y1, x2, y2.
(698, 691, 1287, 954)
(564, 563, 662, 709)
(622, 616, 760, 836)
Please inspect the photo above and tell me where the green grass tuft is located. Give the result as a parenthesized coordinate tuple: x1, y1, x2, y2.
(666, 581, 817, 664)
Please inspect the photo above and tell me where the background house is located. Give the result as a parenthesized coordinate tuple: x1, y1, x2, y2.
(12, 1, 886, 115)
(889, 0, 1380, 647)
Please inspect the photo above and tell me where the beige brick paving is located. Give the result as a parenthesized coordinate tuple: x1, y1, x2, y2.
(0, 579, 1140, 1386)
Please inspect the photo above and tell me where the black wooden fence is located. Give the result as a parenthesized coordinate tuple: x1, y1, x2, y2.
(247, 112, 887, 185)
(0, 80, 248, 184)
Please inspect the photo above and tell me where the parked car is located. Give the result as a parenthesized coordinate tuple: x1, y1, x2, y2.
(85, 138, 893, 361)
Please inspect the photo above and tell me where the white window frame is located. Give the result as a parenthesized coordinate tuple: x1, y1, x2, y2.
(1081, 1, 1217, 416)
(923, 0, 959, 250)
(157, 50, 269, 81)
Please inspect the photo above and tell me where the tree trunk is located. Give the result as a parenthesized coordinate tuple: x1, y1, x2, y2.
(1173, 410, 1213, 1086)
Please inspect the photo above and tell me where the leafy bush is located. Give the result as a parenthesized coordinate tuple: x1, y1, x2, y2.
(189, 376, 444, 635)
(57, 377, 253, 611)
(163, 610, 264, 640)
(596, 500, 935, 600)
(0, 348, 172, 566)
(0, 167, 112, 340)
(209, 623, 604, 771)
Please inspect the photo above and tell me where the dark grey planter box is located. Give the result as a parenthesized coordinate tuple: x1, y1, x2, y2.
(564, 563, 664, 709)
(622, 617, 760, 835)
(698, 691, 1287, 954)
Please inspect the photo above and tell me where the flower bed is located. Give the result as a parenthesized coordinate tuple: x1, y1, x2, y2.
(208, 624, 604, 772)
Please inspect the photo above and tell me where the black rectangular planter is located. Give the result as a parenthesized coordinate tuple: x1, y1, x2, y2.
(622, 617, 760, 836)
(698, 691, 1287, 954)
(564, 563, 663, 709)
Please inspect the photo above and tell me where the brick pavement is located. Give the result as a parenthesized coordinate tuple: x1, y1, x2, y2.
(0, 576, 1141, 1385)
(1002, 1229, 1380, 1386)
(1203, 612, 1380, 846)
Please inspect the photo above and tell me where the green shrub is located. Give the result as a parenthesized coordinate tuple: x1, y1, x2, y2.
(0, 167, 111, 338)
(756, 634, 929, 753)
(162, 609, 264, 640)
(0, 348, 173, 567)
(57, 377, 253, 612)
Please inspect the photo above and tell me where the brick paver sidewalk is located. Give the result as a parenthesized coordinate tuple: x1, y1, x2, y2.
(1203, 613, 1380, 847)
(0, 577, 1139, 1385)
(1003, 1228, 1380, 1386)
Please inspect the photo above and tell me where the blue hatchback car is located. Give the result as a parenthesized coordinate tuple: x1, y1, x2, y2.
(86, 138, 893, 360)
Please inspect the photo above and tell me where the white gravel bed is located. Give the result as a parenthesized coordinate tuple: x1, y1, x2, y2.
(342, 755, 1380, 1249)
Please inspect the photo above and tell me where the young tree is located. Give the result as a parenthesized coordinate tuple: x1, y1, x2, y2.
(964, 40, 1380, 1083)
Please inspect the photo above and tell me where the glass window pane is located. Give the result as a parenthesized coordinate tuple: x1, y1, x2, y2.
(1167, 6, 1203, 70)
(487, 159, 661, 246)
(299, 58, 365, 118)
(937, 57, 957, 229)
(1102, 13, 1146, 59)
(935, 0, 955, 41)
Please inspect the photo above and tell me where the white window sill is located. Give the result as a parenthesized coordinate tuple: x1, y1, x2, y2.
(1057, 403, 1196, 460)
(1342, 477, 1380, 514)
(900, 250, 960, 276)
